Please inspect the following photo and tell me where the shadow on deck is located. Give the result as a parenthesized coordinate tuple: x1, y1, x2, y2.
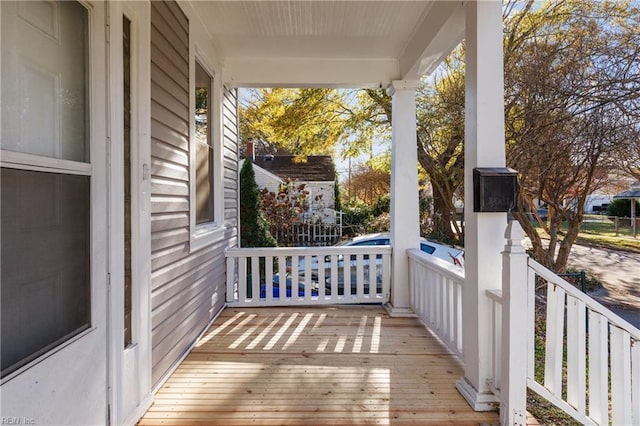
(139, 305, 499, 425)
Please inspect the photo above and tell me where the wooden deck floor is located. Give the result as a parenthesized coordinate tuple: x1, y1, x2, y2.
(139, 306, 500, 425)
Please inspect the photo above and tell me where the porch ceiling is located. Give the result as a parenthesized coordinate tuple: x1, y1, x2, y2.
(189, 1, 465, 88)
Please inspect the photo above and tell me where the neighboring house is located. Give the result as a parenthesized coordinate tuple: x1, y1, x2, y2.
(3, 2, 632, 426)
(250, 158, 285, 195)
(585, 172, 637, 213)
(252, 154, 338, 223)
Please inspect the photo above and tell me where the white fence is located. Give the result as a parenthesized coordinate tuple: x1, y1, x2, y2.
(226, 246, 391, 307)
(407, 249, 464, 358)
(489, 221, 640, 426)
(270, 209, 343, 247)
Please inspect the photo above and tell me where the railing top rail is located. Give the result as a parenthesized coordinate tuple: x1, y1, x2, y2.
(528, 257, 640, 339)
(407, 248, 465, 282)
(485, 289, 502, 303)
(227, 245, 392, 257)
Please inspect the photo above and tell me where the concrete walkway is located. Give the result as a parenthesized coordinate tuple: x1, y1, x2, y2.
(567, 244, 640, 329)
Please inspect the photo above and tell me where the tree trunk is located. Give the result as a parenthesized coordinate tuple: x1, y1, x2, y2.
(430, 178, 455, 241)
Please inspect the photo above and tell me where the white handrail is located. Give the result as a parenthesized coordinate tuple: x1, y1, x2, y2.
(494, 220, 640, 426)
(529, 258, 640, 338)
(226, 246, 391, 307)
(526, 258, 640, 426)
(407, 248, 464, 358)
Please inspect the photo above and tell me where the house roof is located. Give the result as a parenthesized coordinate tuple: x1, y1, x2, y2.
(253, 155, 336, 182)
(613, 181, 640, 199)
(188, 1, 464, 87)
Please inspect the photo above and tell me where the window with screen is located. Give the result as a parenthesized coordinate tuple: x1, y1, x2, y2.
(195, 61, 214, 224)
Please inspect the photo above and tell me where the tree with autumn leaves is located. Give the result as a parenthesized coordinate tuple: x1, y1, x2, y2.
(239, 0, 640, 272)
(503, 0, 640, 271)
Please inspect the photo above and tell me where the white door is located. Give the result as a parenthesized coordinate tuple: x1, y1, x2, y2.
(0, 1, 109, 424)
(107, 3, 153, 425)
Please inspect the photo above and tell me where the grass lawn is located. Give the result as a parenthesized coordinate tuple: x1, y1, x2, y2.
(532, 218, 640, 253)
(574, 233, 640, 252)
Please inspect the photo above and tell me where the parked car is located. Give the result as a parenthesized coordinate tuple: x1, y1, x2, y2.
(537, 207, 548, 221)
(260, 274, 314, 298)
(337, 233, 464, 268)
(262, 233, 464, 298)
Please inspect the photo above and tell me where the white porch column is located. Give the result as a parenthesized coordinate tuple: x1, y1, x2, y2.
(456, 1, 506, 410)
(386, 80, 420, 316)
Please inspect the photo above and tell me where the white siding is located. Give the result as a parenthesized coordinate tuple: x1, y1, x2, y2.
(253, 164, 283, 194)
(300, 180, 335, 212)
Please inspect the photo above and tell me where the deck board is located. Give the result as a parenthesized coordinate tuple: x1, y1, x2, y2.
(139, 306, 499, 425)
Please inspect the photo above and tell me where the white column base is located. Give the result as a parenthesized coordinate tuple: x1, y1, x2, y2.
(456, 377, 500, 412)
(383, 303, 416, 318)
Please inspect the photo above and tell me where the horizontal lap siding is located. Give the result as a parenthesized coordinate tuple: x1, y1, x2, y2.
(223, 89, 239, 229)
(150, 0, 238, 387)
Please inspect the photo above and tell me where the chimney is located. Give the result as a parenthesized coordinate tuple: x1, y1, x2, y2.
(245, 140, 255, 161)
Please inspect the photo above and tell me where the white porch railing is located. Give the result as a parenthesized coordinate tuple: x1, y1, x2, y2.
(490, 221, 640, 426)
(226, 246, 391, 307)
(407, 249, 464, 358)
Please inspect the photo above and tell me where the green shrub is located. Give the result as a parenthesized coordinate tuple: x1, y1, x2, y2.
(371, 194, 390, 217)
(607, 198, 640, 218)
(366, 212, 390, 233)
(341, 203, 373, 237)
(239, 159, 277, 248)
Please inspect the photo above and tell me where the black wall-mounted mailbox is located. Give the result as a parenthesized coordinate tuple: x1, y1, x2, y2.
(473, 167, 518, 212)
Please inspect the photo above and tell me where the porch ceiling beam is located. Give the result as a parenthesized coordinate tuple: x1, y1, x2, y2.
(223, 57, 399, 89)
(399, 1, 465, 79)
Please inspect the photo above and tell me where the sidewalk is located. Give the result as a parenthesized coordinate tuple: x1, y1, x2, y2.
(566, 244, 640, 329)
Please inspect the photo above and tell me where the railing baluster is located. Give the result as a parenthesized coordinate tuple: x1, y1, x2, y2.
(412, 261, 420, 314)
(356, 253, 364, 297)
(632, 340, 640, 425)
(382, 252, 391, 298)
(291, 255, 299, 301)
(566, 295, 586, 415)
(544, 284, 565, 397)
(226, 255, 236, 303)
(455, 282, 462, 354)
(588, 310, 609, 425)
(344, 254, 352, 297)
(317, 255, 326, 298)
(331, 254, 338, 297)
(446, 278, 453, 343)
(493, 296, 502, 391)
(265, 256, 274, 303)
(428, 266, 435, 324)
(277, 256, 286, 301)
(527, 266, 536, 380)
(303, 255, 312, 302)
(251, 256, 259, 302)
(436, 274, 443, 332)
(238, 256, 247, 303)
(369, 253, 377, 297)
(610, 326, 632, 426)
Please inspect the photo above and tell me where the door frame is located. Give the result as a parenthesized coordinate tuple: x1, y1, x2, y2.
(107, 2, 152, 424)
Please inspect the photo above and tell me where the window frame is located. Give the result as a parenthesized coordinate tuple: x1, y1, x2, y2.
(188, 45, 224, 251)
